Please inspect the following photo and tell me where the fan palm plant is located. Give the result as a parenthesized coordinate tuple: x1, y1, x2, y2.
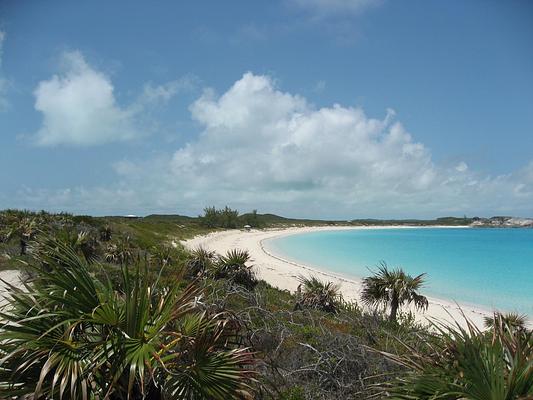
(484, 312, 528, 332)
(0, 237, 256, 399)
(150, 245, 176, 268)
(104, 236, 136, 265)
(58, 230, 100, 261)
(361, 262, 428, 322)
(296, 275, 341, 313)
(99, 224, 113, 241)
(186, 246, 216, 278)
(383, 313, 533, 399)
(213, 249, 257, 290)
(4, 215, 38, 255)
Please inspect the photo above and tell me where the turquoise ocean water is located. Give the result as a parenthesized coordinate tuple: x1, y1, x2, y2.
(264, 228, 533, 315)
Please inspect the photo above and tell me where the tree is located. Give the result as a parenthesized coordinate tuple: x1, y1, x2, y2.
(200, 206, 239, 228)
(0, 237, 256, 399)
(200, 206, 221, 228)
(243, 209, 261, 228)
(220, 206, 239, 228)
(361, 263, 428, 322)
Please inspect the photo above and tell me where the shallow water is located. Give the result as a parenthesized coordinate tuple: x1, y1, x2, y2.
(265, 228, 533, 315)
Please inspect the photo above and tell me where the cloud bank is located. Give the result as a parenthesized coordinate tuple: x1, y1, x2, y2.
(17, 72, 533, 218)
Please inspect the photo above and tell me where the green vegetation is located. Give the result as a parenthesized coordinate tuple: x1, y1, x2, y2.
(295, 275, 342, 313)
(200, 206, 240, 228)
(384, 313, 533, 399)
(484, 311, 528, 331)
(0, 209, 531, 399)
(361, 262, 428, 322)
(212, 249, 258, 290)
(0, 238, 255, 399)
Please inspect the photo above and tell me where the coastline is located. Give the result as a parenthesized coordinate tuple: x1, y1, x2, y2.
(183, 225, 498, 328)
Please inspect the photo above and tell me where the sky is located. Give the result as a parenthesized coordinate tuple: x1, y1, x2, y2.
(0, 0, 532, 219)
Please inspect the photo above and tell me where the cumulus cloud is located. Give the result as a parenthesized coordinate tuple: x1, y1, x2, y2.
(179, 73, 435, 199)
(32, 51, 142, 146)
(32, 50, 196, 146)
(16, 72, 533, 218)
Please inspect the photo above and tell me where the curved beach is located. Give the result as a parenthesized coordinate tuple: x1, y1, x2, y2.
(183, 226, 497, 328)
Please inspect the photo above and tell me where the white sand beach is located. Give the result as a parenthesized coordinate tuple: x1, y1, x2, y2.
(183, 226, 496, 328)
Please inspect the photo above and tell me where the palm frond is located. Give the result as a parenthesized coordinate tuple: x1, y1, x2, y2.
(382, 313, 533, 399)
(212, 249, 257, 290)
(0, 236, 257, 399)
(297, 275, 341, 313)
(361, 262, 428, 322)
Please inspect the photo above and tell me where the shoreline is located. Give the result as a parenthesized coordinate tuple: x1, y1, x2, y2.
(183, 225, 500, 328)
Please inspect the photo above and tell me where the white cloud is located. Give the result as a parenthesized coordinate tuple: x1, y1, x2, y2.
(32, 51, 195, 146)
(14, 73, 533, 218)
(289, 0, 381, 18)
(33, 51, 141, 146)
(178, 73, 435, 199)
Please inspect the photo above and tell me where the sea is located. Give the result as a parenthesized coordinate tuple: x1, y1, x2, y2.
(264, 228, 533, 315)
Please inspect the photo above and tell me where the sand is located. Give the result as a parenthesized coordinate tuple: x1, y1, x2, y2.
(183, 226, 499, 328)
(0, 269, 22, 308)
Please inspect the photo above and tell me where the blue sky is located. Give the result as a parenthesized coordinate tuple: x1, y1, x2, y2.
(0, 0, 532, 218)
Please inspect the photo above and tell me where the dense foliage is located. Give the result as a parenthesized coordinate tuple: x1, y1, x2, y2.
(200, 206, 240, 229)
(383, 313, 533, 399)
(0, 238, 256, 399)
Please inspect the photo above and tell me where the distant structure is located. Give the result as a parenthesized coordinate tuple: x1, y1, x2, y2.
(243, 224, 252, 231)
(124, 214, 140, 219)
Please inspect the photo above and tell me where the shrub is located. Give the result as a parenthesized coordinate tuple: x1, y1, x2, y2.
(0, 237, 257, 399)
(213, 249, 258, 290)
(296, 275, 341, 313)
(186, 246, 216, 278)
(383, 313, 533, 399)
